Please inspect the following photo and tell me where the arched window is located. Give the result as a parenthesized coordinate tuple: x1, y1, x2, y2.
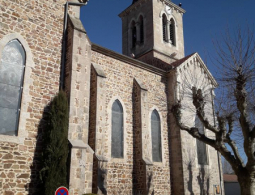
(111, 100, 124, 158)
(195, 115, 208, 165)
(170, 18, 176, 46)
(162, 14, 167, 42)
(151, 110, 162, 162)
(0, 39, 25, 136)
(139, 16, 144, 44)
(131, 21, 137, 48)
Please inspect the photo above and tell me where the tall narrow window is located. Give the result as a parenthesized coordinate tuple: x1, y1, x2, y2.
(0, 40, 25, 136)
(195, 115, 208, 165)
(162, 14, 167, 42)
(151, 110, 162, 162)
(139, 16, 144, 44)
(170, 18, 176, 46)
(131, 21, 137, 48)
(111, 100, 124, 158)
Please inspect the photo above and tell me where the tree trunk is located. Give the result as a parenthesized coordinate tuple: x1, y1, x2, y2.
(239, 173, 255, 195)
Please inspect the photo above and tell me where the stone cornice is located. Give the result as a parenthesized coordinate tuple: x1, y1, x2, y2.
(92, 63, 107, 78)
(168, 53, 218, 87)
(91, 43, 166, 76)
(68, 15, 86, 33)
(134, 78, 148, 91)
(135, 47, 178, 61)
(163, 0, 186, 14)
(195, 53, 218, 87)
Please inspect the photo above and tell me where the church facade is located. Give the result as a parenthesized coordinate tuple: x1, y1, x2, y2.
(0, 0, 224, 195)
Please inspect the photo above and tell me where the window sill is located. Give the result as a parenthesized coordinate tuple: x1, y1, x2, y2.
(109, 157, 127, 163)
(152, 161, 165, 167)
(0, 134, 25, 144)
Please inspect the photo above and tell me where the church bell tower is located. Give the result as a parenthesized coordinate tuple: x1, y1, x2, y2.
(119, 0, 186, 65)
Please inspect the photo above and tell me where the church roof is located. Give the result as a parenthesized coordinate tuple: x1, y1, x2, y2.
(170, 53, 195, 68)
(169, 53, 218, 87)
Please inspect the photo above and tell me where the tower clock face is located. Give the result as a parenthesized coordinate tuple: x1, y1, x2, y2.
(165, 5, 172, 15)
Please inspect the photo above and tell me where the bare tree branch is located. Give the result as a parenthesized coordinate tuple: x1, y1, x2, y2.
(171, 26, 255, 193)
(171, 101, 242, 171)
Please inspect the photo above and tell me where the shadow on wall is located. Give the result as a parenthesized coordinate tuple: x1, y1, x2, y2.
(147, 172, 154, 195)
(186, 151, 210, 195)
(197, 166, 210, 195)
(28, 92, 70, 195)
(132, 81, 142, 195)
(187, 161, 194, 195)
(97, 160, 107, 194)
(28, 104, 50, 195)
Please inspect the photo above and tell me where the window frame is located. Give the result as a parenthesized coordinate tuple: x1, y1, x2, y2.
(139, 15, 144, 44)
(0, 39, 26, 136)
(162, 14, 168, 42)
(151, 109, 162, 162)
(108, 97, 127, 163)
(169, 18, 176, 46)
(131, 20, 137, 48)
(148, 106, 165, 165)
(159, 11, 178, 48)
(111, 99, 124, 159)
(0, 33, 35, 144)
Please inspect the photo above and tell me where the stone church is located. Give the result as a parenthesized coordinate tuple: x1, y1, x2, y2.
(0, 0, 224, 194)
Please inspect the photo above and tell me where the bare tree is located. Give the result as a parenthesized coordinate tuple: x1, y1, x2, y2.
(171, 26, 255, 195)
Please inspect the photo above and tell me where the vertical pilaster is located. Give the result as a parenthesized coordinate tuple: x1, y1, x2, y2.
(65, 15, 94, 195)
(167, 70, 185, 195)
(89, 63, 108, 194)
(133, 78, 154, 195)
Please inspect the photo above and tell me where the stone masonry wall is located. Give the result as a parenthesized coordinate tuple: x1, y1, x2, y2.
(179, 59, 222, 195)
(169, 54, 224, 195)
(91, 49, 171, 195)
(0, 1, 80, 194)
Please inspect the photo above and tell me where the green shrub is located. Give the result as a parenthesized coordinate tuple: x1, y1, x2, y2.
(39, 91, 69, 195)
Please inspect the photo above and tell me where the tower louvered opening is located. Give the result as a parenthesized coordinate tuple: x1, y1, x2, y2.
(140, 16, 144, 44)
(170, 19, 176, 46)
(162, 15, 167, 42)
(131, 21, 137, 48)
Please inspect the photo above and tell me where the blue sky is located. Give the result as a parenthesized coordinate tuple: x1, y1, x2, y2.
(80, 0, 255, 75)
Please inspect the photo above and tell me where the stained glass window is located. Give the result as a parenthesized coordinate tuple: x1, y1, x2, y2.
(151, 110, 162, 162)
(195, 115, 208, 165)
(111, 100, 124, 158)
(0, 39, 25, 136)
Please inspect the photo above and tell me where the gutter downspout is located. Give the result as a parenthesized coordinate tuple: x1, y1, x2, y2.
(60, 0, 89, 90)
